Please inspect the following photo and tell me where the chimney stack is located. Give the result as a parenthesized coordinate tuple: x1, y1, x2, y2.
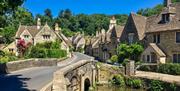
(37, 18, 41, 29)
(55, 23, 61, 34)
(164, 0, 172, 7)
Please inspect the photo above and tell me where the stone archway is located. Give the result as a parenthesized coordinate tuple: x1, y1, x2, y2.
(84, 78, 91, 91)
(70, 76, 80, 91)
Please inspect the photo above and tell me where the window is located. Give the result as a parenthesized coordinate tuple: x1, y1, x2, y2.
(176, 32, 180, 43)
(24, 35, 29, 39)
(173, 54, 180, 63)
(162, 14, 170, 23)
(9, 48, 14, 52)
(153, 34, 160, 44)
(128, 33, 134, 44)
(147, 55, 150, 63)
(43, 35, 50, 40)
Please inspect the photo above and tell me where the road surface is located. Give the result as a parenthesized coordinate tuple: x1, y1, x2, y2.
(0, 52, 93, 91)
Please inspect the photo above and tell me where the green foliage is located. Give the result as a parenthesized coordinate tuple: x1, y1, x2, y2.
(125, 77, 143, 89)
(27, 41, 67, 58)
(111, 74, 125, 87)
(170, 83, 177, 91)
(47, 49, 67, 58)
(137, 4, 164, 17)
(110, 55, 118, 64)
(29, 47, 47, 58)
(62, 28, 75, 37)
(149, 80, 163, 91)
(0, 26, 16, 44)
(0, 52, 18, 63)
(158, 63, 180, 75)
(117, 43, 144, 62)
(138, 65, 151, 71)
(172, 0, 180, 3)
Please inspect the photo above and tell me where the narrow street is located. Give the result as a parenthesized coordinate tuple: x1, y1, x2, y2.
(0, 52, 93, 91)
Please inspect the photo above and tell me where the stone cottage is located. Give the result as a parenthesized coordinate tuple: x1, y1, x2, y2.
(121, 0, 180, 63)
(3, 18, 71, 56)
(85, 17, 124, 62)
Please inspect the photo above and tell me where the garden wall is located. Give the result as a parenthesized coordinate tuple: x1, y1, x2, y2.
(0, 57, 67, 74)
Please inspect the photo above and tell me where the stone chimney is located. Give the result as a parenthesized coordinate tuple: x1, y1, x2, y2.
(96, 31, 99, 37)
(101, 29, 106, 35)
(37, 18, 41, 29)
(55, 23, 61, 34)
(109, 16, 117, 30)
(164, 0, 172, 7)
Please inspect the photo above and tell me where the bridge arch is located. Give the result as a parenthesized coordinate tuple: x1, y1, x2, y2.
(84, 78, 91, 91)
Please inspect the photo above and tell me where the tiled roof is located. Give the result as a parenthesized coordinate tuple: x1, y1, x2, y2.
(145, 3, 180, 33)
(16, 25, 42, 38)
(149, 43, 166, 57)
(130, 13, 147, 40)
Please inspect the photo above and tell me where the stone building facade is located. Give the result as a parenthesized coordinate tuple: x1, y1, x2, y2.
(85, 17, 124, 62)
(3, 18, 71, 56)
(121, 0, 180, 63)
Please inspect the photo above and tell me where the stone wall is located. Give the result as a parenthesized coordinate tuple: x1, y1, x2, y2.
(97, 63, 125, 84)
(0, 58, 66, 74)
(53, 60, 96, 91)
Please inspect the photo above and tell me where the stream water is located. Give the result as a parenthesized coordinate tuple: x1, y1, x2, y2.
(96, 85, 145, 91)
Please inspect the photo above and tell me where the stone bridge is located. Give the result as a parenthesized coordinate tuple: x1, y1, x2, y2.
(52, 60, 97, 91)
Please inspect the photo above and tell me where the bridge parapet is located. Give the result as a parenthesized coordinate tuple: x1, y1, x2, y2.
(53, 60, 97, 91)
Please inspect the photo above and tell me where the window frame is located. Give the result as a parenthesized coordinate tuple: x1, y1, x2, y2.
(176, 32, 180, 43)
(153, 34, 160, 44)
(42, 35, 51, 40)
(173, 54, 180, 63)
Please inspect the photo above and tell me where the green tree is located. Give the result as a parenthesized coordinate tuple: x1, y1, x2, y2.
(110, 55, 118, 64)
(44, 8, 53, 19)
(117, 43, 144, 62)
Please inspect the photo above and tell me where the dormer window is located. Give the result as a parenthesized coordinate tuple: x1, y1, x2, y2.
(43, 35, 50, 40)
(162, 14, 170, 23)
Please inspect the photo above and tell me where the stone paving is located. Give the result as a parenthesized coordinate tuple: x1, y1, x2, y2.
(135, 71, 180, 86)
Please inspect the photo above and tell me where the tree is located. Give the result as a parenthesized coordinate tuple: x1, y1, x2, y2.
(1, 26, 16, 44)
(117, 43, 144, 62)
(44, 8, 53, 19)
(137, 4, 163, 17)
(110, 55, 118, 64)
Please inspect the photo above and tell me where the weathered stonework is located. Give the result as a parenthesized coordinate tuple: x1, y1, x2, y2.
(146, 30, 180, 62)
(52, 60, 97, 91)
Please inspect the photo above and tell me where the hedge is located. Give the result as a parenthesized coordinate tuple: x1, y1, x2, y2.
(138, 63, 180, 75)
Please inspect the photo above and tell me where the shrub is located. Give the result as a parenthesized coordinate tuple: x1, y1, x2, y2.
(132, 79, 143, 88)
(125, 77, 143, 89)
(111, 74, 125, 87)
(47, 49, 67, 58)
(110, 55, 118, 64)
(29, 47, 47, 58)
(138, 65, 151, 71)
(158, 63, 180, 75)
(0, 56, 10, 63)
(149, 80, 163, 91)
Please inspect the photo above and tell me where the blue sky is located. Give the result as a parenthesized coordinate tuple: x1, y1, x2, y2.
(23, 0, 163, 16)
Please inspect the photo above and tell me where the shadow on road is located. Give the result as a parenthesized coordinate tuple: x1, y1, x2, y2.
(0, 74, 35, 91)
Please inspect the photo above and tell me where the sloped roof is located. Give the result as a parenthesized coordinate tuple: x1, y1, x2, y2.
(130, 13, 147, 40)
(149, 43, 166, 57)
(16, 25, 42, 38)
(145, 3, 180, 33)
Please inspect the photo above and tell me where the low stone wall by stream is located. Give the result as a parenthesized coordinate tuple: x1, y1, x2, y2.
(0, 57, 67, 74)
(97, 63, 125, 85)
